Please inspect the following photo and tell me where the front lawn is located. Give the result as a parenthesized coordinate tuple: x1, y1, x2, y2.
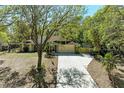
(0, 52, 58, 88)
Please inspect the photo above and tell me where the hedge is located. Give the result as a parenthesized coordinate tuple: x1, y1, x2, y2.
(75, 46, 100, 53)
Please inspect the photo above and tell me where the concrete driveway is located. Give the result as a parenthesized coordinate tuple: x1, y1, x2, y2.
(57, 54, 97, 88)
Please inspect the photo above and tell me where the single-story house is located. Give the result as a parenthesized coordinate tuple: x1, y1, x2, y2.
(46, 35, 78, 53)
(21, 35, 78, 53)
(20, 40, 35, 52)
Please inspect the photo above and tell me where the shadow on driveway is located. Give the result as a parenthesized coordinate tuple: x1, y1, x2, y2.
(57, 67, 97, 88)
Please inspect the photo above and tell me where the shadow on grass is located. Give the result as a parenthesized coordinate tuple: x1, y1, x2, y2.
(0, 60, 5, 65)
(0, 67, 27, 88)
(0, 62, 57, 88)
(26, 64, 57, 88)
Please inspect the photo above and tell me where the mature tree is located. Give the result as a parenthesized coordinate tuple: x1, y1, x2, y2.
(101, 6, 124, 56)
(0, 24, 9, 44)
(0, 31, 9, 44)
(0, 5, 85, 87)
(17, 6, 85, 71)
(0, 6, 16, 45)
(82, 6, 124, 53)
(9, 19, 31, 43)
(82, 6, 124, 86)
(60, 16, 84, 42)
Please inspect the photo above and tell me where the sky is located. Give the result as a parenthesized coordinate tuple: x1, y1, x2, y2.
(85, 5, 103, 17)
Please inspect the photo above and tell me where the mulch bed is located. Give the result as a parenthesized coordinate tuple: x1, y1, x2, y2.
(87, 59, 112, 88)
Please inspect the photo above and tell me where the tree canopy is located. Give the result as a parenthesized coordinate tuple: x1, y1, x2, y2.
(81, 6, 124, 53)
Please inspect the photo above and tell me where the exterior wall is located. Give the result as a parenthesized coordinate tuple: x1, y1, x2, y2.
(57, 44, 75, 53)
(28, 44, 34, 52)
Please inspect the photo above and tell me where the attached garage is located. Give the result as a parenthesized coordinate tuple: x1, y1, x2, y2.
(46, 35, 78, 53)
(56, 44, 75, 53)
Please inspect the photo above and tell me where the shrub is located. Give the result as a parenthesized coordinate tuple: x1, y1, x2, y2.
(23, 46, 29, 52)
(79, 48, 90, 53)
(75, 46, 94, 53)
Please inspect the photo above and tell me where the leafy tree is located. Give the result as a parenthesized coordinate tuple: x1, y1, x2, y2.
(17, 6, 85, 71)
(97, 52, 121, 87)
(82, 5, 124, 54)
(60, 16, 84, 42)
(0, 5, 85, 87)
(102, 6, 124, 57)
(81, 15, 104, 49)
(81, 6, 124, 87)
(10, 19, 31, 43)
(0, 31, 9, 44)
(0, 24, 9, 44)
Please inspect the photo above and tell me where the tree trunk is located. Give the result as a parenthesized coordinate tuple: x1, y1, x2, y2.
(37, 50, 43, 72)
(37, 50, 43, 88)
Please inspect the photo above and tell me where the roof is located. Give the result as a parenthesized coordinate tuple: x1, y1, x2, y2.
(48, 35, 67, 42)
(38, 35, 67, 43)
(23, 35, 71, 44)
(67, 41, 79, 45)
(23, 40, 34, 44)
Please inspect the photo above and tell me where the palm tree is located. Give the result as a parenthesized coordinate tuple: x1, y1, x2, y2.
(101, 53, 121, 87)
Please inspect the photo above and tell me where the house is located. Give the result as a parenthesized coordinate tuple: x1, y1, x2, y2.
(47, 35, 77, 53)
(21, 35, 78, 53)
(20, 40, 35, 52)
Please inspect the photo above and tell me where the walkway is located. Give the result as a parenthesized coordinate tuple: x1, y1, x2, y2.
(57, 53, 98, 88)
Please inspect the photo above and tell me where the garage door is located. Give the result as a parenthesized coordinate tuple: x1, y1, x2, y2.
(57, 44, 75, 53)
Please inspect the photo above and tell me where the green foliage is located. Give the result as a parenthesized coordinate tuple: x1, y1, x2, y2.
(11, 20, 31, 43)
(78, 48, 91, 53)
(60, 11, 84, 42)
(0, 6, 86, 87)
(75, 46, 95, 53)
(81, 16, 104, 49)
(0, 31, 9, 44)
(81, 6, 124, 77)
(82, 6, 124, 52)
(102, 53, 117, 73)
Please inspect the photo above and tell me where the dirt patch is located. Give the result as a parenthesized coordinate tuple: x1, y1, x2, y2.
(42, 55, 58, 87)
(111, 67, 124, 88)
(87, 59, 112, 88)
(0, 53, 58, 88)
(0, 60, 4, 65)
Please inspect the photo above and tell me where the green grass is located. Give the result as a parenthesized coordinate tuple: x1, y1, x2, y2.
(15, 53, 37, 58)
(0, 52, 38, 58)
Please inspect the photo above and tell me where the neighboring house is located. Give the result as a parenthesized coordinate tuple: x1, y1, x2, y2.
(20, 40, 35, 52)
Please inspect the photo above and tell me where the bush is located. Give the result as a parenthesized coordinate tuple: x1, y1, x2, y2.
(95, 54, 103, 61)
(75, 46, 94, 53)
(23, 46, 29, 52)
(79, 48, 90, 53)
(75, 46, 80, 53)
